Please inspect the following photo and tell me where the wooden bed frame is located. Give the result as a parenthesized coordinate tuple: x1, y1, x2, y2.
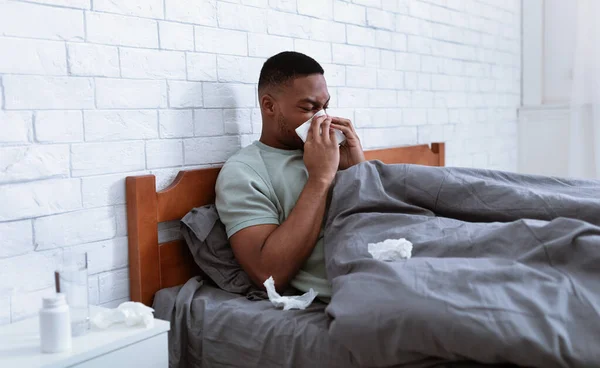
(126, 143, 445, 306)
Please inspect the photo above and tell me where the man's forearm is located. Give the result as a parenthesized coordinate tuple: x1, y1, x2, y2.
(258, 177, 330, 290)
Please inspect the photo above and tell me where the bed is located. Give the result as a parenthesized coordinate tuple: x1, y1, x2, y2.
(125, 142, 600, 368)
(126, 143, 445, 307)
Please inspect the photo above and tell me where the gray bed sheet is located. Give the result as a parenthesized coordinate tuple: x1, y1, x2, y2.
(153, 277, 510, 368)
(152, 276, 357, 368)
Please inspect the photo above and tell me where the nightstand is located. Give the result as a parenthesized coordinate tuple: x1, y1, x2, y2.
(0, 305, 170, 368)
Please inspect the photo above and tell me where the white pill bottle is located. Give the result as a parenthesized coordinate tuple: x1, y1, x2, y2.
(39, 292, 72, 353)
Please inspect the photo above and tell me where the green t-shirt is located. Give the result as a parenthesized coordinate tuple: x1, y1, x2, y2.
(214, 141, 331, 298)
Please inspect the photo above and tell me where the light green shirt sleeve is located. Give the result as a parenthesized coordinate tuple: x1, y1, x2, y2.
(215, 161, 280, 238)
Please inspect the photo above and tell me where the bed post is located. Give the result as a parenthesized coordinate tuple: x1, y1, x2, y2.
(432, 142, 445, 166)
(126, 175, 161, 306)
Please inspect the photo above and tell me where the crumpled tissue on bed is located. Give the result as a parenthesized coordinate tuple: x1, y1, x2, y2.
(91, 301, 155, 329)
(263, 276, 318, 310)
(368, 238, 413, 261)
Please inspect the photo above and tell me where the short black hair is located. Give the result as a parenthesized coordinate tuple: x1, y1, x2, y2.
(258, 51, 324, 95)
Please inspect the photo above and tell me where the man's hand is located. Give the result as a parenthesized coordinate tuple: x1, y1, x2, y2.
(331, 117, 365, 170)
(303, 115, 341, 185)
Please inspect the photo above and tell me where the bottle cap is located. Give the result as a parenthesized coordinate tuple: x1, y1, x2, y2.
(42, 293, 67, 309)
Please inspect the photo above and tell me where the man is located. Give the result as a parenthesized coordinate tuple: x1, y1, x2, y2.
(215, 51, 365, 299)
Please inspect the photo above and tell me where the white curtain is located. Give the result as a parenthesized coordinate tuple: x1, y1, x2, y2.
(568, 0, 600, 179)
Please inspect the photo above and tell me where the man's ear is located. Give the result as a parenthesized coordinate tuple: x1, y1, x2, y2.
(260, 94, 276, 116)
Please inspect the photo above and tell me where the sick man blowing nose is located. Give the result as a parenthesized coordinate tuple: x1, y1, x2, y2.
(215, 51, 364, 300)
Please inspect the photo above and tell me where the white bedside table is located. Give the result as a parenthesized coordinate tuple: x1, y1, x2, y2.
(0, 305, 170, 368)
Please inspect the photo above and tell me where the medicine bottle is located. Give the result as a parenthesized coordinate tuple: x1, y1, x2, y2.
(39, 292, 72, 353)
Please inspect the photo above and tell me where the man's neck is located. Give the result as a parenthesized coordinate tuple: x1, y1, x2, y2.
(259, 134, 297, 151)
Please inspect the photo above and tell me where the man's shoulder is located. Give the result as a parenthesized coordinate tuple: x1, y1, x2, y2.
(216, 143, 272, 196)
(222, 143, 261, 170)
(219, 143, 267, 181)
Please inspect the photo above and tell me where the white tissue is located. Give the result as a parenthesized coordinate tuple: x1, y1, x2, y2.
(263, 276, 318, 310)
(368, 238, 413, 261)
(91, 302, 155, 329)
(295, 110, 346, 145)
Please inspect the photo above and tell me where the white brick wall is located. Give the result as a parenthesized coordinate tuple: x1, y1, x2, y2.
(67, 43, 120, 78)
(120, 48, 186, 79)
(223, 109, 253, 134)
(159, 110, 194, 137)
(4, 76, 94, 109)
(332, 43, 365, 65)
(194, 109, 225, 136)
(0, 38, 67, 75)
(95, 79, 167, 108)
(0, 111, 32, 144)
(186, 52, 218, 81)
(82, 237, 129, 275)
(0, 250, 63, 295)
(167, 81, 204, 108)
(146, 139, 184, 168)
(0, 0, 521, 324)
(0, 220, 33, 258)
(35, 111, 84, 143)
(0, 1, 84, 41)
(334, 1, 366, 25)
(0, 179, 82, 221)
(98, 268, 129, 303)
(0, 294, 9, 325)
(81, 171, 146, 208)
(250, 34, 294, 58)
(34, 207, 116, 250)
(27, 0, 90, 8)
(71, 141, 146, 176)
(86, 12, 158, 48)
(94, 0, 163, 18)
(297, 0, 333, 19)
(0, 145, 70, 184)
(184, 136, 241, 165)
(217, 2, 268, 33)
(165, 0, 217, 26)
(218, 55, 265, 84)
(203, 83, 256, 108)
(195, 26, 248, 55)
(84, 110, 158, 141)
(159, 22, 195, 51)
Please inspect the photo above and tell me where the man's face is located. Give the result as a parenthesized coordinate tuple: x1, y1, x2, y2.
(273, 74, 330, 149)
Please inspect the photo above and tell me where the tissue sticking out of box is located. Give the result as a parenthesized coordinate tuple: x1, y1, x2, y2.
(295, 110, 346, 145)
(368, 238, 413, 261)
(263, 276, 318, 310)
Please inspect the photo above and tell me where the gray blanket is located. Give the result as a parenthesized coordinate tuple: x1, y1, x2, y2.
(154, 279, 511, 368)
(153, 277, 359, 368)
(323, 161, 600, 368)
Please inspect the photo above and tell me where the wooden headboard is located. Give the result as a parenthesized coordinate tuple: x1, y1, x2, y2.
(126, 143, 445, 306)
